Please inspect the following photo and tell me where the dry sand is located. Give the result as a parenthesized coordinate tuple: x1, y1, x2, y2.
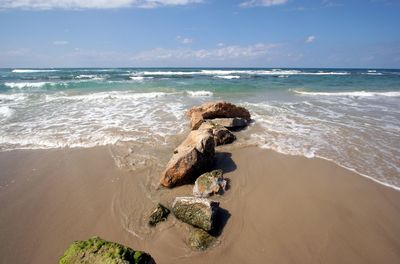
(1, 146, 400, 263)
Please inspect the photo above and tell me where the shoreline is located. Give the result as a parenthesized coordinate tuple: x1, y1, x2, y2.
(1, 145, 400, 263)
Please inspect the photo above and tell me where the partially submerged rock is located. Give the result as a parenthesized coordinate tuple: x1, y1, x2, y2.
(187, 101, 251, 130)
(172, 197, 219, 231)
(193, 170, 226, 197)
(199, 121, 236, 146)
(148, 203, 170, 226)
(160, 129, 215, 188)
(207, 117, 248, 129)
(59, 237, 154, 264)
(188, 228, 216, 251)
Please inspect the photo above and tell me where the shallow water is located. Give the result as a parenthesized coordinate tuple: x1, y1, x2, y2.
(0, 67, 399, 188)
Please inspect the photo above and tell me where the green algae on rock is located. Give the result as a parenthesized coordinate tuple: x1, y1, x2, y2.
(148, 203, 170, 226)
(172, 197, 219, 232)
(188, 228, 216, 251)
(59, 237, 154, 264)
(193, 170, 226, 198)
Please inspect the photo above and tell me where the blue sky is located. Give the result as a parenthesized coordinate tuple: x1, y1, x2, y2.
(0, 0, 399, 68)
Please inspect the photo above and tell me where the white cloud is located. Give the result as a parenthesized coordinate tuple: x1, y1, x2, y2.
(306, 35, 316, 43)
(53, 40, 69, 45)
(240, 0, 288, 8)
(131, 43, 278, 62)
(0, 0, 203, 10)
(177, 36, 193, 44)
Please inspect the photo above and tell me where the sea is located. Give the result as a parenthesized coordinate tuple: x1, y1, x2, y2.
(0, 68, 399, 189)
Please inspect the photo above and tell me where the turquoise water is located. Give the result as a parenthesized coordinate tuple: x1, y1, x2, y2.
(0, 68, 399, 188)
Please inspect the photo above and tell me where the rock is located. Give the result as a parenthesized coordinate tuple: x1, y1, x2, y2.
(148, 203, 170, 226)
(172, 197, 219, 231)
(188, 228, 216, 251)
(187, 101, 251, 130)
(198, 122, 236, 146)
(160, 129, 215, 188)
(193, 170, 226, 197)
(59, 237, 154, 264)
(207, 117, 248, 129)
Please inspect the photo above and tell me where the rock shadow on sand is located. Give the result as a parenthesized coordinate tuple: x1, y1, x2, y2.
(213, 152, 237, 173)
(210, 207, 231, 237)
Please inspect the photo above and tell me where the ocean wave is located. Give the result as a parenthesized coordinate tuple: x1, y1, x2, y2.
(186, 90, 213, 97)
(75, 74, 105, 80)
(45, 91, 170, 102)
(133, 69, 351, 77)
(12, 69, 58, 73)
(293, 90, 400, 97)
(5, 82, 49, 89)
(214, 75, 241, 79)
(129, 76, 154, 81)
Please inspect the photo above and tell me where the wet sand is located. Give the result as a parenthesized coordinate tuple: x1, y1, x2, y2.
(1, 146, 400, 263)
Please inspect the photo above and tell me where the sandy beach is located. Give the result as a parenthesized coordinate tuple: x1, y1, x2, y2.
(1, 145, 400, 263)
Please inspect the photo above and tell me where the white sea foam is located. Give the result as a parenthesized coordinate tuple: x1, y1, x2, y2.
(214, 75, 240, 79)
(45, 91, 170, 102)
(293, 90, 400, 97)
(0, 106, 13, 119)
(129, 76, 154, 81)
(246, 97, 400, 189)
(135, 69, 350, 77)
(186, 90, 213, 97)
(0, 90, 187, 151)
(5, 82, 50, 89)
(12, 69, 58, 73)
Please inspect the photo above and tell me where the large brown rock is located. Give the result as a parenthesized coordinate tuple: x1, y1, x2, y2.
(186, 101, 251, 130)
(160, 129, 215, 188)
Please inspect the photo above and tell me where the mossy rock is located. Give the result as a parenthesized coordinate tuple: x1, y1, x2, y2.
(172, 197, 219, 231)
(148, 203, 170, 226)
(188, 228, 216, 251)
(59, 237, 154, 264)
(193, 170, 226, 197)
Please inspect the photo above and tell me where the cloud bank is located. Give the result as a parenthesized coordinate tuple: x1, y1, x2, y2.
(0, 0, 203, 10)
(240, 0, 288, 8)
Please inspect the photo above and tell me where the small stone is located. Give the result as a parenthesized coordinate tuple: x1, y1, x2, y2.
(148, 203, 170, 226)
(172, 197, 219, 231)
(188, 228, 216, 251)
(193, 170, 226, 197)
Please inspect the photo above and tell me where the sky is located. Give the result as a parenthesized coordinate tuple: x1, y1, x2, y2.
(0, 0, 399, 68)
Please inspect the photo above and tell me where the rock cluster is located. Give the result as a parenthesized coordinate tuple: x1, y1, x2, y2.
(160, 101, 251, 187)
(155, 101, 251, 250)
(59, 101, 251, 261)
